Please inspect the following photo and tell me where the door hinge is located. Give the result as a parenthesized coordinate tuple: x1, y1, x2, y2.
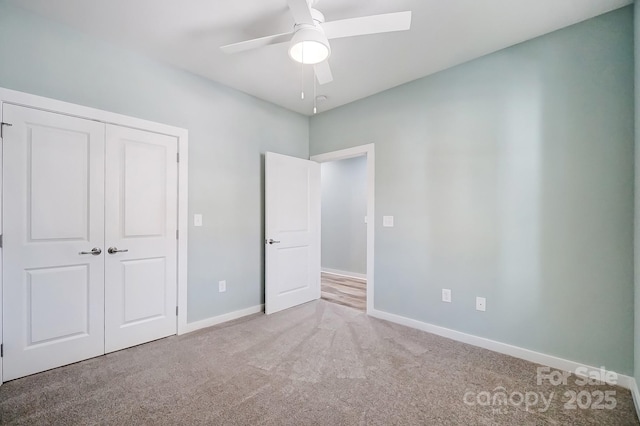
(177, 152, 180, 163)
(0, 122, 12, 139)
(176, 306, 179, 316)
(176, 230, 179, 240)
(1, 343, 3, 358)
(0, 234, 3, 248)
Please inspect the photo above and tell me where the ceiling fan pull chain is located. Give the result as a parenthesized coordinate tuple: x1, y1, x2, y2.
(301, 49, 305, 100)
(313, 70, 317, 114)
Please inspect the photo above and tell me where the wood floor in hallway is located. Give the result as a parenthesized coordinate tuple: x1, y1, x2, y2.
(321, 272, 366, 311)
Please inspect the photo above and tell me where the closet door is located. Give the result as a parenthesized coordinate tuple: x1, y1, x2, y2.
(104, 125, 178, 353)
(2, 105, 105, 381)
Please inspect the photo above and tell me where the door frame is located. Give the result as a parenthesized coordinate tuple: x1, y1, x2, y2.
(0, 87, 190, 382)
(310, 144, 375, 314)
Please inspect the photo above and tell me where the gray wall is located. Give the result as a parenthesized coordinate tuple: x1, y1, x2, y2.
(0, 2, 309, 323)
(310, 7, 634, 374)
(321, 157, 367, 275)
(635, 2, 640, 387)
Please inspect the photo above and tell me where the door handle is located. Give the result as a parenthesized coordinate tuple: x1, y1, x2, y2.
(107, 247, 129, 254)
(79, 247, 102, 256)
(266, 239, 281, 245)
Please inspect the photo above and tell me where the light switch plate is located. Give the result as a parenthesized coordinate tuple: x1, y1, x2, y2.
(383, 216, 394, 227)
(442, 289, 451, 303)
(219, 280, 226, 293)
(476, 297, 486, 312)
(194, 214, 203, 227)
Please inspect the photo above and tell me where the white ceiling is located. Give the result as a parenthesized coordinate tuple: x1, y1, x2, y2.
(7, 0, 632, 116)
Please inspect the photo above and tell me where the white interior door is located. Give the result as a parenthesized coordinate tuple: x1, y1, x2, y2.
(104, 124, 178, 353)
(265, 152, 320, 315)
(2, 105, 106, 381)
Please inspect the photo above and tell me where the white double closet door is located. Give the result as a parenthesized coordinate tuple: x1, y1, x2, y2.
(3, 104, 178, 381)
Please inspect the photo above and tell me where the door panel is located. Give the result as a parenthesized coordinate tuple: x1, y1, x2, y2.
(121, 258, 166, 324)
(122, 141, 168, 237)
(276, 246, 310, 294)
(3, 105, 105, 381)
(265, 152, 320, 315)
(104, 125, 177, 353)
(29, 127, 90, 241)
(27, 265, 90, 344)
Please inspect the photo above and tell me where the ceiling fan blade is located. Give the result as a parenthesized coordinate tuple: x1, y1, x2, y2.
(322, 11, 412, 40)
(220, 31, 292, 54)
(314, 61, 333, 85)
(287, 0, 314, 25)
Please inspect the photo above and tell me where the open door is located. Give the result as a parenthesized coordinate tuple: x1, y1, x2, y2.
(265, 152, 320, 315)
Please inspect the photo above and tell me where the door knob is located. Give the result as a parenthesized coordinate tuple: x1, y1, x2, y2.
(266, 239, 281, 245)
(108, 247, 129, 254)
(79, 247, 102, 256)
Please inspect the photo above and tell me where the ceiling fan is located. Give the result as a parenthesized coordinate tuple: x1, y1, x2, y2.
(220, 0, 412, 86)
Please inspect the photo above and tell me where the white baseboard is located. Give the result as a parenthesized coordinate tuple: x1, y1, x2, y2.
(321, 268, 366, 280)
(180, 304, 264, 334)
(368, 308, 635, 391)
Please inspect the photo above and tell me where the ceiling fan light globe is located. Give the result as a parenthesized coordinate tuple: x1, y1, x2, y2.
(289, 40, 329, 64)
(289, 26, 331, 65)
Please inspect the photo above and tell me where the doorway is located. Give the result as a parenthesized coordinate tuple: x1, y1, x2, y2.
(319, 156, 367, 311)
(311, 144, 375, 314)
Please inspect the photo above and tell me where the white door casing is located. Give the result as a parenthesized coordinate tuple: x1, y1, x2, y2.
(310, 144, 375, 314)
(104, 125, 178, 353)
(2, 105, 106, 381)
(265, 152, 320, 315)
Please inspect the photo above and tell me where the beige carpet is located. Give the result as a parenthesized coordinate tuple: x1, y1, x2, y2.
(1, 300, 637, 425)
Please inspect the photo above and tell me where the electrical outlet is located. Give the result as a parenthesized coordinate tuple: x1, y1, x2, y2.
(218, 280, 226, 293)
(383, 216, 394, 227)
(476, 297, 486, 312)
(442, 289, 451, 303)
